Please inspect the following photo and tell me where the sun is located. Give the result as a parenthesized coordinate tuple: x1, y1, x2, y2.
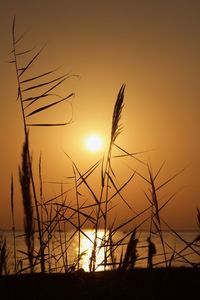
(85, 134, 103, 152)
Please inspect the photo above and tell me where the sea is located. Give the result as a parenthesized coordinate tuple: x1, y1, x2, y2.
(1, 229, 199, 274)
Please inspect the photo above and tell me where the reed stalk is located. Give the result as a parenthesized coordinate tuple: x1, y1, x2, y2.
(10, 173, 17, 272)
(72, 165, 81, 270)
(0, 236, 7, 276)
(91, 85, 125, 271)
(10, 16, 75, 272)
(19, 134, 34, 272)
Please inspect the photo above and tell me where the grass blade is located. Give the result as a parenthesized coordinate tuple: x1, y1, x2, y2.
(20, 69, 58, 83)
(25, 93, 74, 118)
(22, 75, 66, 91)
(19, 45, 46, 77)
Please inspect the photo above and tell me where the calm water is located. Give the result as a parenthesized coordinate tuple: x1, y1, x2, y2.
(2, 229, 200, 273)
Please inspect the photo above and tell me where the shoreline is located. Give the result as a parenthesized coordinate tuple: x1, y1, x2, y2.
(0, 267, 199, 299)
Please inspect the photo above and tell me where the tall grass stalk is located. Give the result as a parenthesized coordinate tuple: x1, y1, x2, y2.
(72, 165, 81, 270)
(10, 17, 75, 272)
(10, 173, 17, 272)
(147, 163, 167, 267)
(0, 236, 7, 276)
(19, 135, 34, 272)
(38, 154, 45, 272)
(90, 85, 126, 271)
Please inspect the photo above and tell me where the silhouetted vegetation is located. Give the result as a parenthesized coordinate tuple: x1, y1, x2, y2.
(1, 18, 199, 276)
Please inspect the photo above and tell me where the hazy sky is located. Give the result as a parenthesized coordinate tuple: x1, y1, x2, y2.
(0, 0, 200, 230)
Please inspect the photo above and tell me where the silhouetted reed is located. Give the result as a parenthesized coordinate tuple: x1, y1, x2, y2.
(10, 173, 17, 272)
(0, 236, 7, 275)
(10, 16, 75, 273)
(122, 229, 138, 270)
(19, 134, 34, 272)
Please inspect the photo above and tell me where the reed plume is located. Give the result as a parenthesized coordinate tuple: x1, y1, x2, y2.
(110, 84, 125, 145)
(19, 134, 34, 272)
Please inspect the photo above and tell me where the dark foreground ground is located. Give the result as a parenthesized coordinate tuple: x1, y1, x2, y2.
(0, 268, 199, 300)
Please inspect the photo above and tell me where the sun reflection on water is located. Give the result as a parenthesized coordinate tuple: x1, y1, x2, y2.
(4, 230, 200, 273)
(78, 229, 106, 272)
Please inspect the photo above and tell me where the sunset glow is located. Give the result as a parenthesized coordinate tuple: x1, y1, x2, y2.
(85, 134, 103, 152)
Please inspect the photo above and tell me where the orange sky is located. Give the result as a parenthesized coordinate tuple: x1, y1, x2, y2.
(0, 0, 200, 230)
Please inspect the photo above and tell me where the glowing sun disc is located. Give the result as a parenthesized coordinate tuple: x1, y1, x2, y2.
(85, 134, 103, 152)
